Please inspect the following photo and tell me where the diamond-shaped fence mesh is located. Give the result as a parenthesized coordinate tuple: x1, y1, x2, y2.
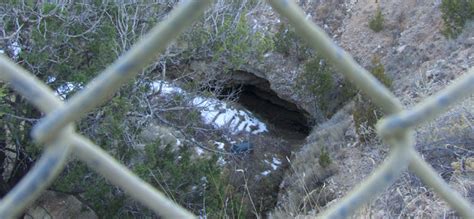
(0, 0, 473, 218)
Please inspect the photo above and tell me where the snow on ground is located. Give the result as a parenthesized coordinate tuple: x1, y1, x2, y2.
(217, 157, 226, 166)
(271, 157, 282, 170)
(150, 80, 268, 135)
(272, 157, 282, 165)
(149, 80, 183, 95)
(214, 141, 225, 150)
(47, 76, 57, 84)
(192, 96, 267, 134)
(264, 157, 282, 170)
(195, 147, 205, 156)
(55, 82, 84, 100)
(270, 163, 277, 170)
(261, 156, 283, 176)
(261, 170, 271, 176)
(8, 42, 21, 59)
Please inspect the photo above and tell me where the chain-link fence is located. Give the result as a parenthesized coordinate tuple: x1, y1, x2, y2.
(0, 0, 473, 218)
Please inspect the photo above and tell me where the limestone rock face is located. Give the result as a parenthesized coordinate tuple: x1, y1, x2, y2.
(24, 191, 97, 219)
(140, 124, 183, 152)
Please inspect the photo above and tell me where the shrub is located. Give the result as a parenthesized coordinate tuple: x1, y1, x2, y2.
(296, 56, 356, 118)
(213, 13, 273, 68)
(369, 7, 384, 32)
(440, 0, 474, 38)
(135, 141, 244, 218)
(180, 8, 273, 71)
(0, 2, 132, 208)
(298, 57, 333, 115)
(273, 24, 292, 55)
(352, 56, 392, 143)
(319, 147, 331, 168)
(273, 23, 311, 60)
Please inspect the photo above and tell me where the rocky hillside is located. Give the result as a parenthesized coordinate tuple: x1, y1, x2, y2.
(269, 0, 474, 218)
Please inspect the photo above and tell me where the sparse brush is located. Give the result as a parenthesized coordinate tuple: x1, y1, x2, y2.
(369, 7, 384, 32)
(319, 147, 331, 168)
(296, 56, 356, 118)
(440, 0, 474, 38)
(273, 23, 311, 60)
(352, 56, 391, 143)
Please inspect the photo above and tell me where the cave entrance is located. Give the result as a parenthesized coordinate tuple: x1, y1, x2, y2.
(223, 71, 313, 140)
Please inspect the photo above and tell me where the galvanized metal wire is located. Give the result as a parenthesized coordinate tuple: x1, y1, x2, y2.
(0, 0, 472, 218)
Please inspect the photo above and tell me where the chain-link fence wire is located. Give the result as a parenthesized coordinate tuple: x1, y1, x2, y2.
(0, 0, 473, 218)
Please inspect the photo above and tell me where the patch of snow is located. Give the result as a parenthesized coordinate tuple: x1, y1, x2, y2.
(272, 157, 282, 165)
(176, 139, 181, 146)
(8, 42, 21, 58)
(148, 80, 268, 135)
(150, 80, 183, 95)
(214, 141, 225, 150)
(0, 50, 4, 54)
(265, 157, 282, 170)
(195, 147, 205, 156)
(261, 170, 271, 176)
(271, 163, 278, 170)
(191, 96, 267, 134)
(46, 76, 56, 84)
(55, 82, 83, 100)
(217, 156, 226, 166)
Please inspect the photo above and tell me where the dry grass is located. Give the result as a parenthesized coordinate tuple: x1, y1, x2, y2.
(272, 90, 473, 218)
(271, 103, 354, 217)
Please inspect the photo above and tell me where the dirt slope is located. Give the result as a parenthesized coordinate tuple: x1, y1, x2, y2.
(273, 0, 474, 217)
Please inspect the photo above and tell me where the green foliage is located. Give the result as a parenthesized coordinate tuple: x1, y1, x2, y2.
(296, 56, 356, 118)
(254, 31, 275, 61)
(370, 56, 392, 86)
(319, 147, 331, 168)
(369, 7, 384, 32)
(352, 56, 392, 142)
(2, 1, 142, 175)
(0, 2, 249, 217)
(212, 13, 273, 69)
(41, 3, 57, 13)
(440, 0, 474, 38)
(0, 84, 6, 117)
(53, 161, 127, 217)
(273, 23, 311, 60)
(134, 141, 244, 217)
(2, 2, 144, 216)
(180, 8, 273, 71)
(274, 24, 295, 55)
(213, 14, 252, 67)
(302, 57, 334, 113)
(53, 93, 138, 217)
(19, 5, 117, 94)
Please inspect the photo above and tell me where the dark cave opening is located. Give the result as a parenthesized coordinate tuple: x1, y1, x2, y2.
(222, 71, 313, 140)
